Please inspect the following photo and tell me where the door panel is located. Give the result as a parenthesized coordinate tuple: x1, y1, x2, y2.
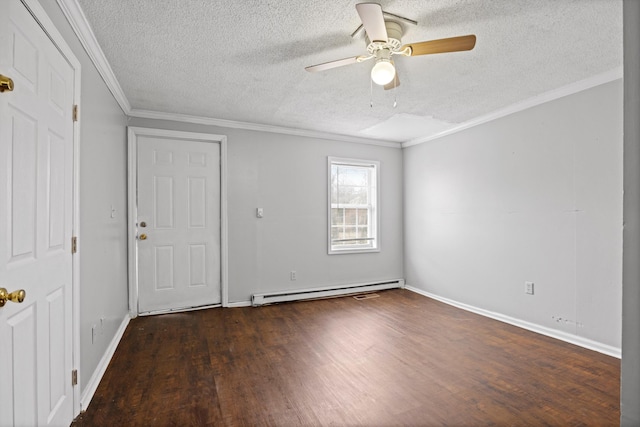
(155, 245, 175, 290)
(7, 306, 37, 427)
(189, 244, 207, 286)
(154, 175, 174, 228)
(48, 133, 66, 250)
(188, 177, 206, 227)
(137, 137, 221, 313)
(0, 0, 75, 425)
(10, 107, 38, 260)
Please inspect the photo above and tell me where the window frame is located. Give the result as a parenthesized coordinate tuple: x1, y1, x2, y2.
(327, 157, 380, 255)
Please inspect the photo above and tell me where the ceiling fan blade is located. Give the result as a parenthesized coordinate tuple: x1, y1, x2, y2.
(403, 35, 476, 56)
(384, 72, 400, 90)
(356, 3, 388, 43)
(305, 56, 361, 73)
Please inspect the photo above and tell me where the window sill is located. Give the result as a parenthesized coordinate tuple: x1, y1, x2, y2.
(328, 247, 380, 255)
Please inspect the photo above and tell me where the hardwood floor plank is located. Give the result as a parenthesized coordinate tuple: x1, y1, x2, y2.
(72, 289, 619, 426)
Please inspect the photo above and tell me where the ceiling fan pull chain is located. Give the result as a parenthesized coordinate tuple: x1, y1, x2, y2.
(393, 74, 398, 108)
(370, 77, 373, 108)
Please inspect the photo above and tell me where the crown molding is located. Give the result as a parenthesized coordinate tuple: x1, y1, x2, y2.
(54, 0, 620, 150)
(402, 67, 624, 148)
(56, 0, 131, 113)
(54, 0, 398, 148)
(128, 109, 401, 148)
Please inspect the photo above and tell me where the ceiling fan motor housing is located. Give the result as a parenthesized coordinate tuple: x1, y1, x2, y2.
(366, 21, 403, 54)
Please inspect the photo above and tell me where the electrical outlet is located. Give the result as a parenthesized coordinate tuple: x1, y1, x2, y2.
(91, 324, 98, 344)
(290, 270, 297, 281)
(100, 317, 105, 335)
(525, 281, 534, 295)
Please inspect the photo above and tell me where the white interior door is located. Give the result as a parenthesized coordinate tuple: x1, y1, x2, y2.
(137, 135, 221, 313)
(0, 0, 75, 425)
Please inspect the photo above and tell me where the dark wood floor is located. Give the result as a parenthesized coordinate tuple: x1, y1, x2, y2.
(71, 289, 619, 426)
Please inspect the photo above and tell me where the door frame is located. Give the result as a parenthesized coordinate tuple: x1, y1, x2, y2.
(14, 0, 82, 418)
(127, 127, 229, 315)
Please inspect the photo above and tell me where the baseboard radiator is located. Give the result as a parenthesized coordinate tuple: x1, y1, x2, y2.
(251, 279, 405, 307)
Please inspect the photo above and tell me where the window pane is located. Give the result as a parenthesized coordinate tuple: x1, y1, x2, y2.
(344, 208, 357, 225)
(357, 226, 369, 239)
(331, 208, 343, 225)
(351, 186, 369, 204)
(331, 227, 341, 240)
(338, 185, 368, 205)
(338, 167, 368, 187)
(342, 227, 357, 240)
(357, 209, 368, 225)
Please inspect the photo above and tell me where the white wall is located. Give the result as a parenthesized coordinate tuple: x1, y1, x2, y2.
(622, 1, 640, 424)
(128, 118, 404, 303)
(403, 80, 623, 350)
(38, 2, 130, 392)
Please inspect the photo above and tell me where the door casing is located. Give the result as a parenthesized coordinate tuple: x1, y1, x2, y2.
(127, 127, 229, 315)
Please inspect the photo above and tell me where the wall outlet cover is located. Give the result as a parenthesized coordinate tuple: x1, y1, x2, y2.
(525, 281, 534, 295)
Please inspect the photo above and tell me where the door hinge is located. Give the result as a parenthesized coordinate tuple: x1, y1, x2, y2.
(72, 104, 79, 122)
(72, 369, 78, 386)
(71, 236, 78, 254)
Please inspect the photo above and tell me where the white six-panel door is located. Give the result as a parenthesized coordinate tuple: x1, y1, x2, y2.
(137, 136, 221, 313)
(0, 0, 75, 425)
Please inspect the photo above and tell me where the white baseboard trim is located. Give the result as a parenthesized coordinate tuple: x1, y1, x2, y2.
(138, 303, 221, 316)
(80, 313, 131, 411)
(227, 300, 252, 308)
(405, 285, 621, 359)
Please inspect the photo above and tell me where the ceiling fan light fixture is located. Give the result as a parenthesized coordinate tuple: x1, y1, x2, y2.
(304, 3, 477, 93)
(371, 59, 395, 86)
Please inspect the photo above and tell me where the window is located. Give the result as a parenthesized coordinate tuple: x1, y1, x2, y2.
(328, 157, 379, 254)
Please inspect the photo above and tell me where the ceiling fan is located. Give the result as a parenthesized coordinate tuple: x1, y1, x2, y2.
(305, 3, 476, 90)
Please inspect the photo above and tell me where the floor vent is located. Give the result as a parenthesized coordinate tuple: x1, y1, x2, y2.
(353, 293, 380, 301)
(251, 279, 404, 307)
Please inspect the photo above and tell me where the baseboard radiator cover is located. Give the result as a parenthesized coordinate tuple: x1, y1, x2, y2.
(251, 279, 405, 307)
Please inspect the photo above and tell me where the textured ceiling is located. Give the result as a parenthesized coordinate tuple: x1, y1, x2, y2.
(75, 0, 622, 143)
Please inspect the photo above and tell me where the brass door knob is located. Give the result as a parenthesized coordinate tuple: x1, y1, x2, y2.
(0, 288, 26, 308)
(139, 234, 147, 240)
(0, 74, 14, 92)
